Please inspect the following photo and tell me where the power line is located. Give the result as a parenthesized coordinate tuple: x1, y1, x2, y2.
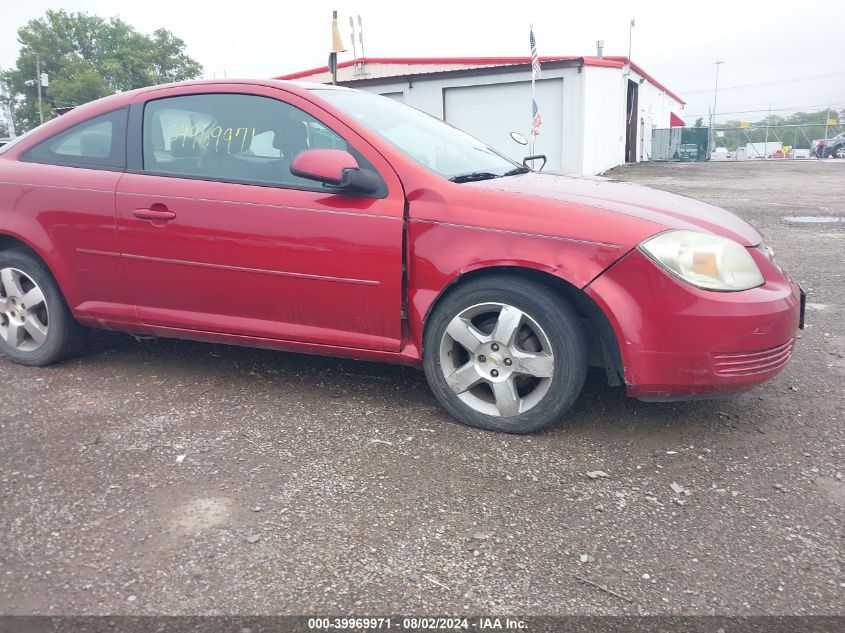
(681, 101, 845, 119)
(676, 70, 845, 94)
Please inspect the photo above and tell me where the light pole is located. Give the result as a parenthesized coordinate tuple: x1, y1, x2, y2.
(709, 61, 723, 155)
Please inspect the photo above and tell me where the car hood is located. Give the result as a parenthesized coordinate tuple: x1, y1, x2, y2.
(467, 172, 763, 247)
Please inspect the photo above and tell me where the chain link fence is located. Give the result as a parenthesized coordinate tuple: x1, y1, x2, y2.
(651, 127, 708, 161)
(651, 122, 845, 161)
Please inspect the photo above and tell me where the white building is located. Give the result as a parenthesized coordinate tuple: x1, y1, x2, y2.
(276, 56, 686, 175)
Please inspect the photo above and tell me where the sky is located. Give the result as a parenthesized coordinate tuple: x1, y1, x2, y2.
(1, 0, 844, 124)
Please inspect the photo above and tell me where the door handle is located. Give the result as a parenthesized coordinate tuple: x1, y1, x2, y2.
(132, 205, 176, 222)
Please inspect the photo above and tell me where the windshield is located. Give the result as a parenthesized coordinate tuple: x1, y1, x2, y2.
(316, 89, 523, 181)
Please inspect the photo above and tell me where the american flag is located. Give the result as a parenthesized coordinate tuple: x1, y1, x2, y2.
(531, 98, 542, 138)
(530, 26, 542, 138)
(529, 27, 542, 79)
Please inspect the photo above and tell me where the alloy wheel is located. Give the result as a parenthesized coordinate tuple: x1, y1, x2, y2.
(0, 267, 50, 352)
(438, 302, 555, 417)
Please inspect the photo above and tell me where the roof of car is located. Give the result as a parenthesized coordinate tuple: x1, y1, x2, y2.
(130, 78, 351, 96)
(2, 79, 359, 152)
(47, 79, 356, 123)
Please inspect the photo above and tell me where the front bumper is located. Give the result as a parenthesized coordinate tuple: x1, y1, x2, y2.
(585, 247, 802, 399)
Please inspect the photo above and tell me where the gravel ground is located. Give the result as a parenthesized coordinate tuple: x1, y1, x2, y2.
(0, 160, 843, 617)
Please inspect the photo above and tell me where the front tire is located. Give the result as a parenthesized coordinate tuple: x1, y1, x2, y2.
(423, 276, 588, 433)
(0, 249, 86, 366)
(833, 145, 845, 159)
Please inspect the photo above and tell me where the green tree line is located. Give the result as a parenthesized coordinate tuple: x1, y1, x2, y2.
(1, 10, 202, 133)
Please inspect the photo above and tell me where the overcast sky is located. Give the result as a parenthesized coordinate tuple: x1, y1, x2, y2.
(2, 0, 843, 123)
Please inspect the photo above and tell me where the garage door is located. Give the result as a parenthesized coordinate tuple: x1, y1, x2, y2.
(444, 79, 563, 171)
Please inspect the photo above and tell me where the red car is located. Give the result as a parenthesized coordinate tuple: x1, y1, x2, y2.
(0, 80, 804, 433)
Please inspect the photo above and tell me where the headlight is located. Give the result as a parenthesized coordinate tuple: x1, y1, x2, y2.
(639, 230, 764, 291)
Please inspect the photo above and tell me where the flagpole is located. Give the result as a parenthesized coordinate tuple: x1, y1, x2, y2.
(530, 24, 536, 157)
(529, 24, 543, 159)
(530, 82, 535, 157)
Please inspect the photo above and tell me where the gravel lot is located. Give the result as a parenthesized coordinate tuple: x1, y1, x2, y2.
(0, 160, 843, 617)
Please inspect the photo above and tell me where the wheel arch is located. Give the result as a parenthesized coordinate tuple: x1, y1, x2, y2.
(0, 232, 47, 258)
(0, 231, 74, 305)
(418, 264, 624, 387)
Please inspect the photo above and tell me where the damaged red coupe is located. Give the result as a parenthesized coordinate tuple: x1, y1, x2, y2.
(0, 80, 804, 432)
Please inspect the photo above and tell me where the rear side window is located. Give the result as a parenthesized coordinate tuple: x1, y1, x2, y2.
(141, 93, 354, 189)
(21, 109, 127, 170)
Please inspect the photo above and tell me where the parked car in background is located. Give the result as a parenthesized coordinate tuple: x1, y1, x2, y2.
(811, 131, 845, 158)
(0, 138, 11, 148)
(0, 80, 804, 433)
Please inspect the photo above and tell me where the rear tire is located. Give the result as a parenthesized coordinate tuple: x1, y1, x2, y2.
(423, 276, 588, 433)
(834, 145, 845, 159)
(0, 249, 86, 366)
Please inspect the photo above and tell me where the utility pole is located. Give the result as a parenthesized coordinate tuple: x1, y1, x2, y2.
(35, 54, 44, 125)
(709, 61, 723, 156)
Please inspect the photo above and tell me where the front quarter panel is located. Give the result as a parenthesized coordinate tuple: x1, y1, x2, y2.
(405, 193, 632, 359)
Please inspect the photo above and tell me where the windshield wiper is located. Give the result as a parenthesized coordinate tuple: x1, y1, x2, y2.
(449, 167, 530, 183)
(449, 172, 501, 183)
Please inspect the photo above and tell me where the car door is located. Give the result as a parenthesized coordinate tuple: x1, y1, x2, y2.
(115, 85, 405, 352)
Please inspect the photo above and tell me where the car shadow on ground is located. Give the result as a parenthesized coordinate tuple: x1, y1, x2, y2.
(46, 329, 757, 441)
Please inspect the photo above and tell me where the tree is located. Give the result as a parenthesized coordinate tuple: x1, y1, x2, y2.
(0, 10, 202, 132)
(694, 117, 703, 127)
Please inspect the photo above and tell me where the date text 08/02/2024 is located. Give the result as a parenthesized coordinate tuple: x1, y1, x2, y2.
(307, 616, 528, 630)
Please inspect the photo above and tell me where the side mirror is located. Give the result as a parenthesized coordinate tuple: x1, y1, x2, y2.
(290, 148, 382, 195)
(290, 148, 358, 185)
(510, 131, 529, 146)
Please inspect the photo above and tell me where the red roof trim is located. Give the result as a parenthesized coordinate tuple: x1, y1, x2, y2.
(274, 56, 584, 80)
(600, 56, 684, 104)
(275, 56, 684, 104)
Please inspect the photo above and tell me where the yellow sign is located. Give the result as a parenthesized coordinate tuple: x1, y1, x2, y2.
(827, 118, 837, 125)
(740, 121, 750, 128)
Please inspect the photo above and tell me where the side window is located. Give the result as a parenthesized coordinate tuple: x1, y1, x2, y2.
(141, 93, 364, 189)
(21, 109, 127, 169)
